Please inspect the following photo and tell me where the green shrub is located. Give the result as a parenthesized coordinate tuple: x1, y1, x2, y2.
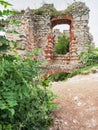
(55, 35, 70, 55)
(49, 72, 68, 81)
(0, 54, 56, 130)
(80, 47, 98, 66)
(0, 1, 56, 129)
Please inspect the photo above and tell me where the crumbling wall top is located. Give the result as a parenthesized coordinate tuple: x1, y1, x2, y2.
(9, 2, 90, 21)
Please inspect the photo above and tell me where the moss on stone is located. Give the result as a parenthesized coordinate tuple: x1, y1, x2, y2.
(31, 3, 76, 18)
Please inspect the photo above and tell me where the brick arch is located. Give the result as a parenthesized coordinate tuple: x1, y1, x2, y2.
(43, 70, 70, 79)
(51, 14, 73, 27)
(51, 14, 74, 41)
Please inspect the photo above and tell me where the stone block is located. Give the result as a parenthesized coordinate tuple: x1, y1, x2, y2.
(75, 17, 81, 21)
(81, 14, 89, 20)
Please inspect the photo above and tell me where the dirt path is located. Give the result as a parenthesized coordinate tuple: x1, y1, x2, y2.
(50, 73, 98, 130)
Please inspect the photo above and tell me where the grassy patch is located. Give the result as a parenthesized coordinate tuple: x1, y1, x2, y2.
(65, 64, 98, 80)
(49, 64, 98, 82)
(49, 72, 68, 82)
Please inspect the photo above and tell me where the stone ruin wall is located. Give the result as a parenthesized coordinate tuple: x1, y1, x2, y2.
(71, 2, 94, 54)
(7, 10, 50, 61)
(7, 2, 94, 74)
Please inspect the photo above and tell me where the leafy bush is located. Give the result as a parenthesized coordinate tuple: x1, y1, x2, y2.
(49, 72, 68, 81)
(0, 1, 56, 130)
(80, 47, 98, 66)
(55, 35, 70, 55)
(0, 54, 56, 130)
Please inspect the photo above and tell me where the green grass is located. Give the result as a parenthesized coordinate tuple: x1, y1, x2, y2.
(49, 64, 98, 82)
(65, 64, 98, 80)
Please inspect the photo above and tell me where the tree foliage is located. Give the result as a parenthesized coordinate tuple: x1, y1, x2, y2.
(55, 35, 70, 55)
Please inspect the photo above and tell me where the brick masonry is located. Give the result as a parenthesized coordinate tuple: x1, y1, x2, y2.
(6, 2, 94, 75)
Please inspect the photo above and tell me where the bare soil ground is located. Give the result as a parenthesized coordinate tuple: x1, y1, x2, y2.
(50, 72, 98, 130)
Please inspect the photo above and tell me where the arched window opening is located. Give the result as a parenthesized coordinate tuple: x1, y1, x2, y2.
(53, 24, 70, 33)
(52, 24, 70, 55)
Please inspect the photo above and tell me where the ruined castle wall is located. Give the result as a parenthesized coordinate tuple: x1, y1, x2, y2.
(71, 2, 94, 54)
(6, 12, 31, 55)
(7, 10, 51, 61)
(6, 2, 94, 74)
(32, 13, 50, 61)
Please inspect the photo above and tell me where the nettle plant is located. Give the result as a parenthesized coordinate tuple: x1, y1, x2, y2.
(0, 1, 56, 130)
(80, 45, 98, 66)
